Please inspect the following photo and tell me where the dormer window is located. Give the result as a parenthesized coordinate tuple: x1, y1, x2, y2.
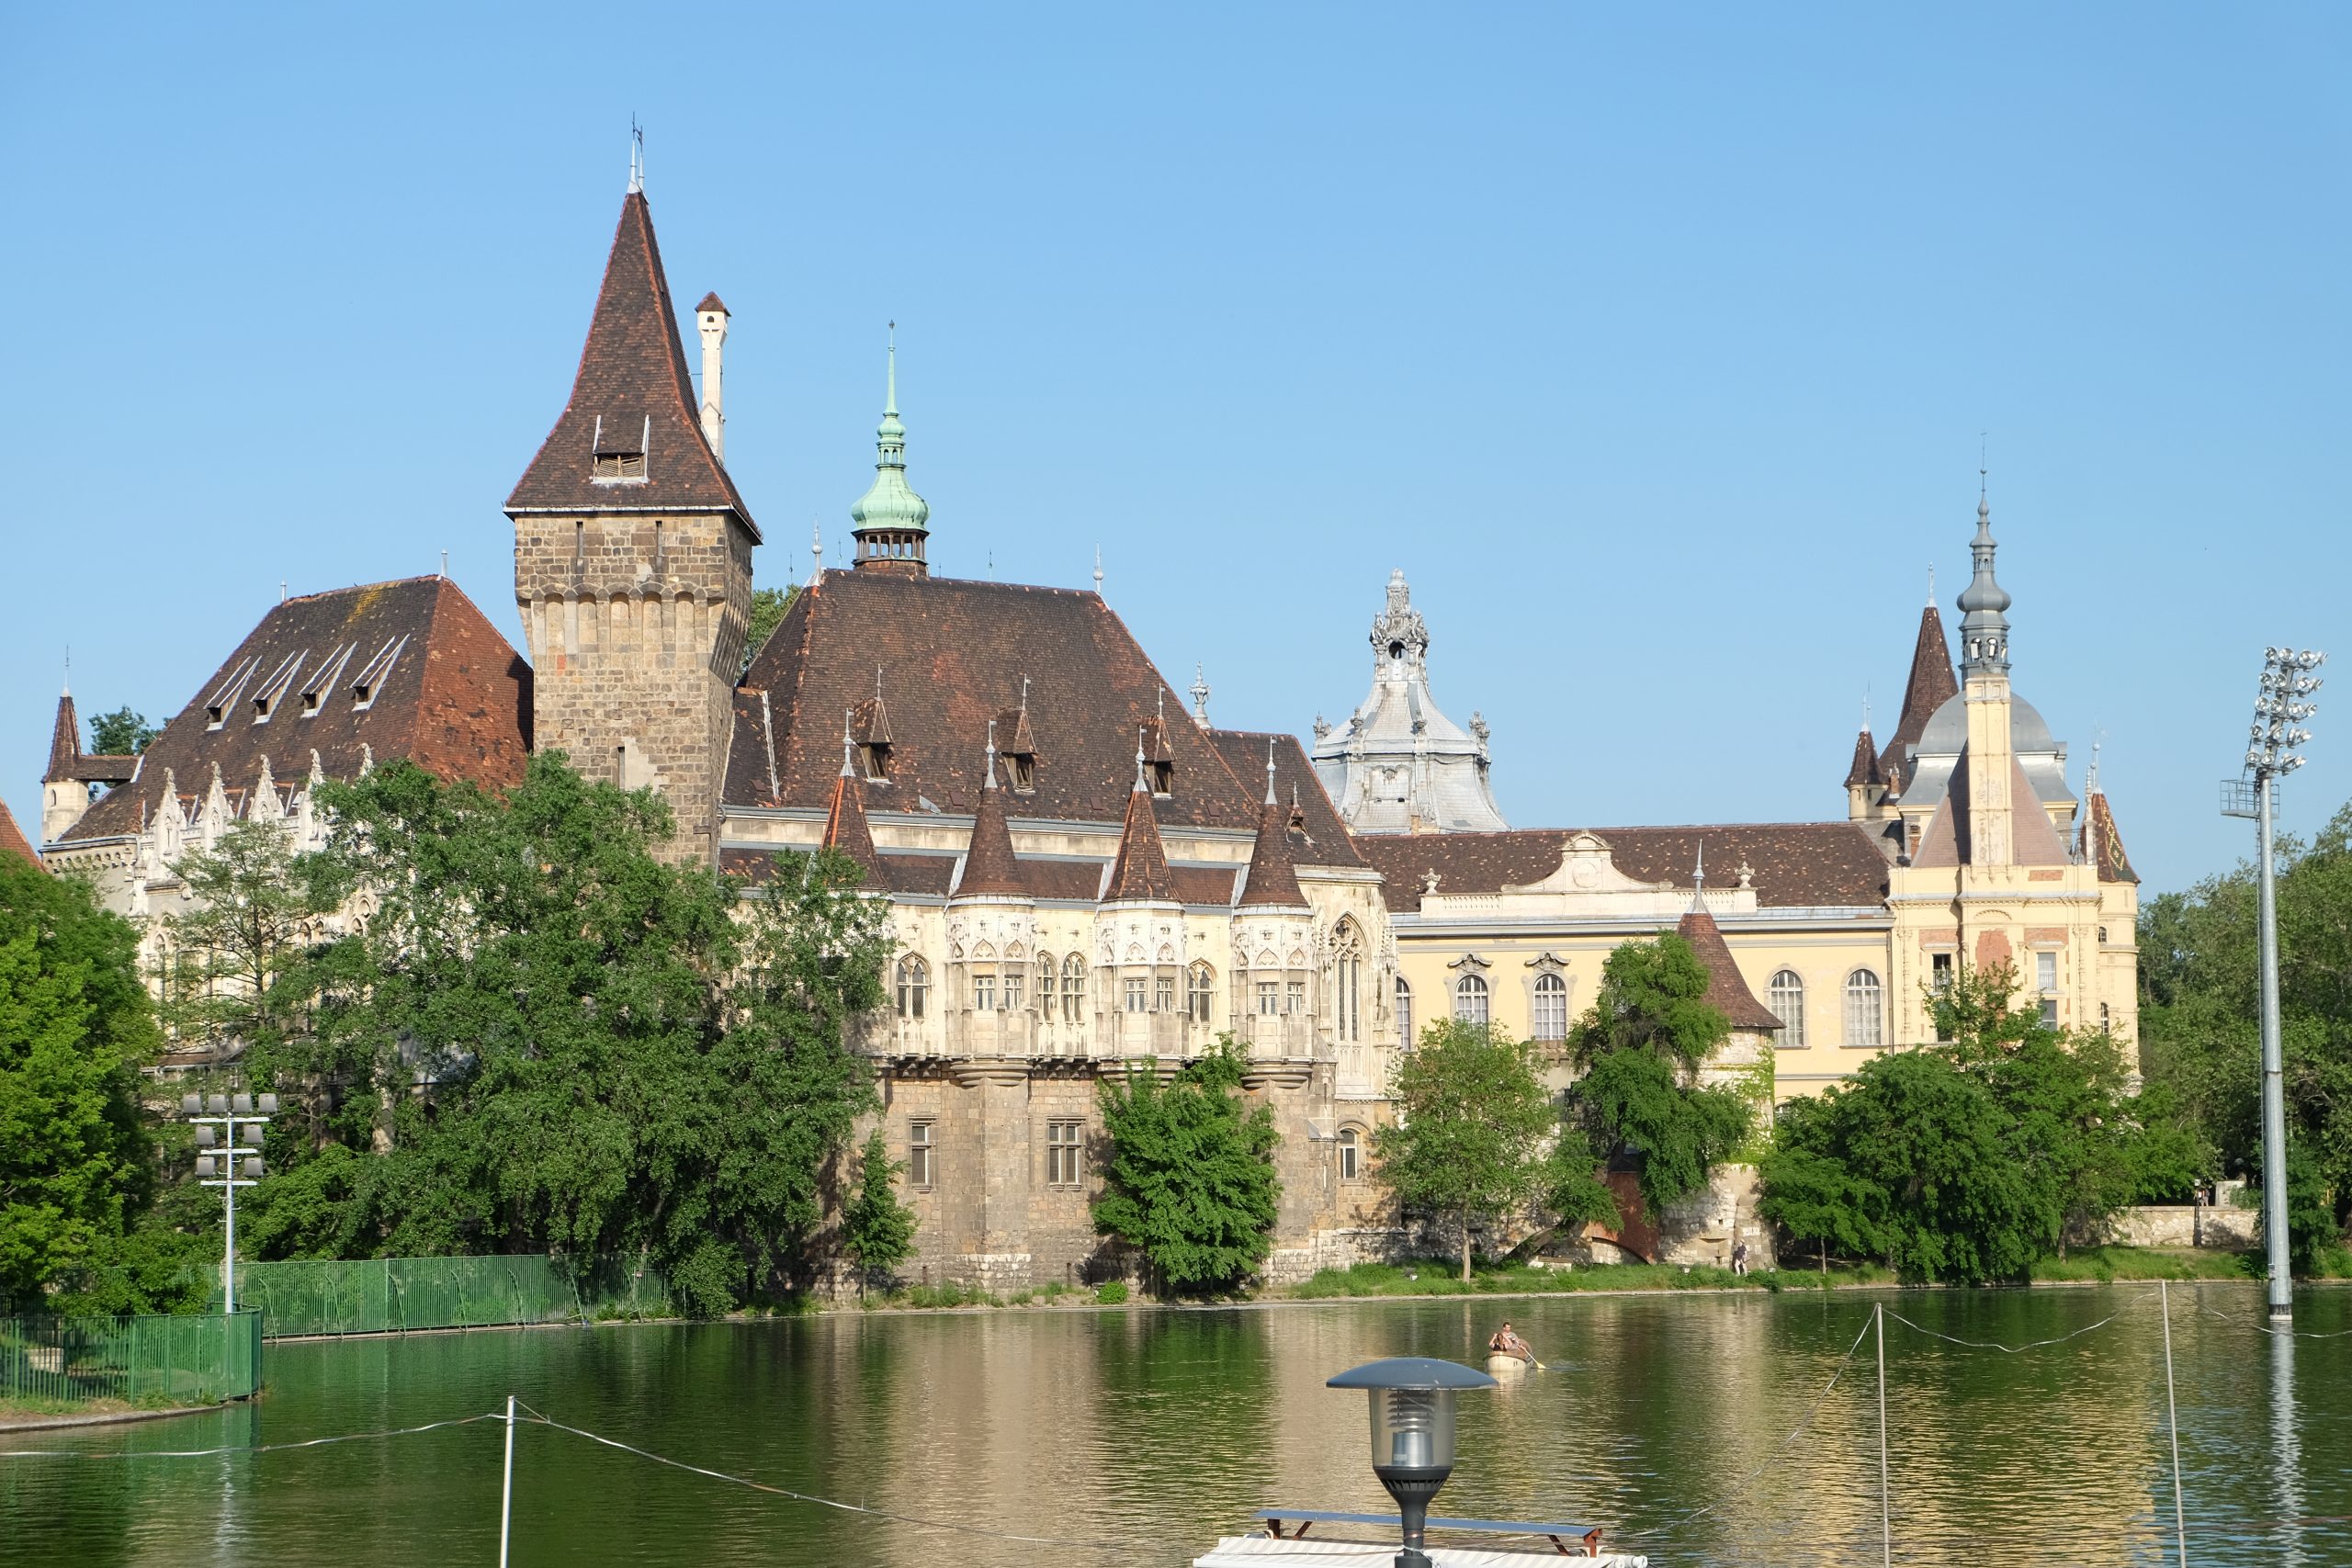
(204, 658, 259, 731)
(860, 741, 891, 783)
(1149, 761, 1173, 795)
(298, 644, 355, 718)
(589, 415, 651, 485)
(1005, 751, 1035, 792)
(350, 637, 407, 711)
(251, 653, 304, 725)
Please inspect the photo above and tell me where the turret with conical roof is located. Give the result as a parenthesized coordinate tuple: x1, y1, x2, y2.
(820, 711, 880, 877)
(953, 728, 1030, 900)
(1104, 738, 1176, 903)
(507, 177, 757, 867)
(851, 329, 932, 578)
(1238, 740, 1307, 910)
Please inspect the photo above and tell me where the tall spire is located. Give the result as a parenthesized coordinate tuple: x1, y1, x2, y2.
(849, 323, 931, 576)
(45, 689, 82, 784)
(506, 184, 753, 533)
(1877, 595, 1960, 785)
(1957, 483, 2012, 676)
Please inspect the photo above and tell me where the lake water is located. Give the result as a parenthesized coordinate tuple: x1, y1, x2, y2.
(4, 1283, 2346, 1566)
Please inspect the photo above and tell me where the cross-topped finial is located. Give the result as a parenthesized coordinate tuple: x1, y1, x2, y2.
(875, 665, 885, 703)
(1156, 688, 1165, 727)
(62, 645, 69, 697)
(809, 519, 822, 586)
(1019, 675, 1031, 713)
(1093, 547, 1103, 591)
(1927, 562, 1936, 606)
(1264, 738, 1278, 805)
(2086, 736, 2103, 795)
(1693, 841, 1705, 891)
(628, 118, 644, 195)
(841, 709, 856, 779)
(984, 718, 999, 789)
(1134, 728, 1148, 793)
(1862, 689, 1871, 733)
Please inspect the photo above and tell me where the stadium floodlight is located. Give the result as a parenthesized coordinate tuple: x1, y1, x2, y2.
(183, 1091, 277, 1315)
(2222, 647, 2326, 1323)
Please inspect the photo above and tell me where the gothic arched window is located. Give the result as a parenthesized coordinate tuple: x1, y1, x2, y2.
(1062, 953, 1087, 1023)
(1036, 953, 1056, 1015)
(1188, 962, 1215, 1023)
(1333, 922, 1364, 1043)
(1843, 969, 1883, 1049)
(1338, 1125, 1362, 1182)
(895, 956, 928, 1020)
(1769, 970, 1805, 1048)
(1532, 972, 1567, 1042)
(1453, 973, 1489, 1026)
(1396, 976, 1414, 1048)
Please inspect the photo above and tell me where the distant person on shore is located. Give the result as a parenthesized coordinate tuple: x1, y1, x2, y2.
(1487, 1321, 1535, 1366)
(1732, 1242, 1749, 1277)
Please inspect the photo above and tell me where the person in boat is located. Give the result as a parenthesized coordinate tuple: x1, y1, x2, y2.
(1487, 1321, 1535, 1366)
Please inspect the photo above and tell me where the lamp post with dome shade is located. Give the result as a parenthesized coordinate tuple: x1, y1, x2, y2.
(1327, 1357, 1498, 1567)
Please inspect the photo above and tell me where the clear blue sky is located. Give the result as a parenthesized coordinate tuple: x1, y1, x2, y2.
(5, 4, 2347, 894)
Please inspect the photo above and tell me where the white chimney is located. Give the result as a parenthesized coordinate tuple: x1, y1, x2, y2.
(695, 293, 729, 460)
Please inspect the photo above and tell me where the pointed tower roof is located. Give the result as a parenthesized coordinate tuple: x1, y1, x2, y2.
(1877, 602, 1960, 784)
(952, 729, 1028, 899)
(0, 797, 40, 868)
(1673, 905, 1782, 1032)
(45, 688, 81, 784)
(507, 191, 755, 534)
(850, 328, 931, 576)
(1844, 727, 1882, 789)
(2080, 765, 2139, 885)
(1238, 741, 1308, 909)
(820, 711, 879, 874)
(1104, 739, 1177, 902)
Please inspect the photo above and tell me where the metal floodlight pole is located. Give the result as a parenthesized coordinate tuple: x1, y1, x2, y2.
(2224, 647, 2324, 1323)
(184, 1089, 278, 1316)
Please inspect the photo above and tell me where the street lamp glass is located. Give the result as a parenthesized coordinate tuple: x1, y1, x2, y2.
(196, 1155, 217, 1179)
(232, 1093, 254, 1115)
(241, 1156, 265, 1180)
(1367, 1387, 1457, 1474)
(181, 1094, 200, 1115)
(195, 1125, 217, 1148)
(206, 1094, 228, 1114)
(258, 1093, 279, 1114)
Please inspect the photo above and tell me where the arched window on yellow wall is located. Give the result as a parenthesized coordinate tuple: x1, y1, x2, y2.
(1769, 970, 1804, 1047)
(1843, 969, 1883, 1048)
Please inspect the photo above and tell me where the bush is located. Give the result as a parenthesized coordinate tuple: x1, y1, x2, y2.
(1094, 1280, 1128, 1305)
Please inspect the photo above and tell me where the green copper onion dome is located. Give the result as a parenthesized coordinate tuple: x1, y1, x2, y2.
(850, 332, 930, 573)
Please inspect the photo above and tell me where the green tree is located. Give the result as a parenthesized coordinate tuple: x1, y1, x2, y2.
(1760, 1046, 2040, 1283)
(1375, 1020, 1562, 1280)
(1092, 1043, 1279, 1295)
(2140, 800, 2352, 1266)
(741, 585, 797, 675)
(247, 752, 884, 1314)
(1562, 934, 1754, 1223)
(0, 856, 162, 1311)
(840, 1131, 918, 1293)
(86, 707, 158, 757)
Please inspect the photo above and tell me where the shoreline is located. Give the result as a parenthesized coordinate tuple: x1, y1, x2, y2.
(0, 1398, 243, 1434)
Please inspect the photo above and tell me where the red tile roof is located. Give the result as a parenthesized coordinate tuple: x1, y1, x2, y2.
(2082, 791, 2139, 885)
(1879, 604, 1958, 786)
(694, 291, 728, 314)
(61, 578, 531, 843)
(1237, 782, 1307, 909)
(1105, 782, 1177, 903)
(727, 571, 1263, 832)
(43, 693, 136, 786)
(1843, 728, 1882, 788)
(1675, 907, 1783, 1032)
(0, 798, 40, 867)
(1354, 823, 1890, 913)
(953, 761, 1029, 898)
(506, 193, 755, 536)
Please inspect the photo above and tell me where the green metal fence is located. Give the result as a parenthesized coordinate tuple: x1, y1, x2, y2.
(1, 1312, 262, 1409)
(219, 1255, 674, 1338)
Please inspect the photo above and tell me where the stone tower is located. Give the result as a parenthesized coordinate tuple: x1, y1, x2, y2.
(506, 184, 758, 864)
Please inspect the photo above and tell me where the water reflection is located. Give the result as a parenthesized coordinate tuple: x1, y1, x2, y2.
(1, 1285, 2345, 1568)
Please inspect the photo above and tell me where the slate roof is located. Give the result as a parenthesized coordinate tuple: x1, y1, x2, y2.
(1675, 907, 1783, 1031)
(61, 578, 531, 843)
(44, 693, 138, 786)
(820, 759, 879, 875)
(1879, 604, 1959, 787)
(1355, 823, 1891, 914)
(727, 571, 1265, 832)
(0, 798, 39, 867)
(506, 193, 755, 535)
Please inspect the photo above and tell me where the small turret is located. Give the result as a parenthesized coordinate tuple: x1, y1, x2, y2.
(1104, 737, 1176, 903)
(1958, 489, 2012, 677)
(820, 711, 880, 877)
(1238, 740, 1307, 910)
(695, 292, 729, 462)
(953, 725, 1029, 901)
(850, 327, 931, 577)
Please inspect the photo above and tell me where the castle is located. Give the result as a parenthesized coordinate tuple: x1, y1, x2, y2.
(29, 175, 2141, 1284)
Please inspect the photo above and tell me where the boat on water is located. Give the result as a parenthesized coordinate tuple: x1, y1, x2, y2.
(1485, 1353, 1534, 1378)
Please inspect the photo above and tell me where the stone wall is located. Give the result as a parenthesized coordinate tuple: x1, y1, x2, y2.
(514, 511, 752, 863)
(2109, 1194, 2258, 1250)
